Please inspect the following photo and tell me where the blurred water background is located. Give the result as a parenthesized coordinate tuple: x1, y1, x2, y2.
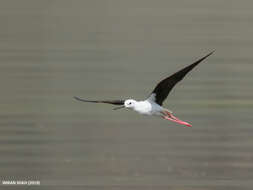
(0, 0, 253, 189)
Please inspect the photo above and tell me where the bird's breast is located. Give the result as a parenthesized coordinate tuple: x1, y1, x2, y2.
(133, 101, 153, 115)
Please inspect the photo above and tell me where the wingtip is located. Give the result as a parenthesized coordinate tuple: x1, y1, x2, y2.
(199, 50, 215, 61)
(73, 96, 83, 101)
(206, 50, 215, 57)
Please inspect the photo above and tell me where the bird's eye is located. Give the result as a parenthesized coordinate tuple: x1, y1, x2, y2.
(129, 102, 132, 105)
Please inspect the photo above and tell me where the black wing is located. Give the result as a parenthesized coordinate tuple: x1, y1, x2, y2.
(74, 96, 124, 105)
(150, 51, 214, 105)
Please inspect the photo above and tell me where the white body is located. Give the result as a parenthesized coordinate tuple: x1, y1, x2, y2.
(133, 100, 163, 116)
(124, 94, 172, 116)
(123, 98, 192, 127)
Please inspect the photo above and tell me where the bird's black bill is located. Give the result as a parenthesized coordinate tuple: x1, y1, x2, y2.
(113, 106, 125, 110)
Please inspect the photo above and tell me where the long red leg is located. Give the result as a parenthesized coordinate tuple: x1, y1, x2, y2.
(162, 111, 192, 127)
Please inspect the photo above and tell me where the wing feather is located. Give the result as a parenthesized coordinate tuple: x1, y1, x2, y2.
(74, 96, 124, 105)
(150, 51, 214, 105)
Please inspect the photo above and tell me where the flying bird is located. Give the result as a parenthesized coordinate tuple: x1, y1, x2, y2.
(74, 51, 214, 127)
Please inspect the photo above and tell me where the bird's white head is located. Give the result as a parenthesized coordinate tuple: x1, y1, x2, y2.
(124, 99, 137, 109)
(113, 99, 137, 110)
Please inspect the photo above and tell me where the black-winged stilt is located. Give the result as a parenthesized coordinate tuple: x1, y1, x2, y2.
(74, 51, 214, 127)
